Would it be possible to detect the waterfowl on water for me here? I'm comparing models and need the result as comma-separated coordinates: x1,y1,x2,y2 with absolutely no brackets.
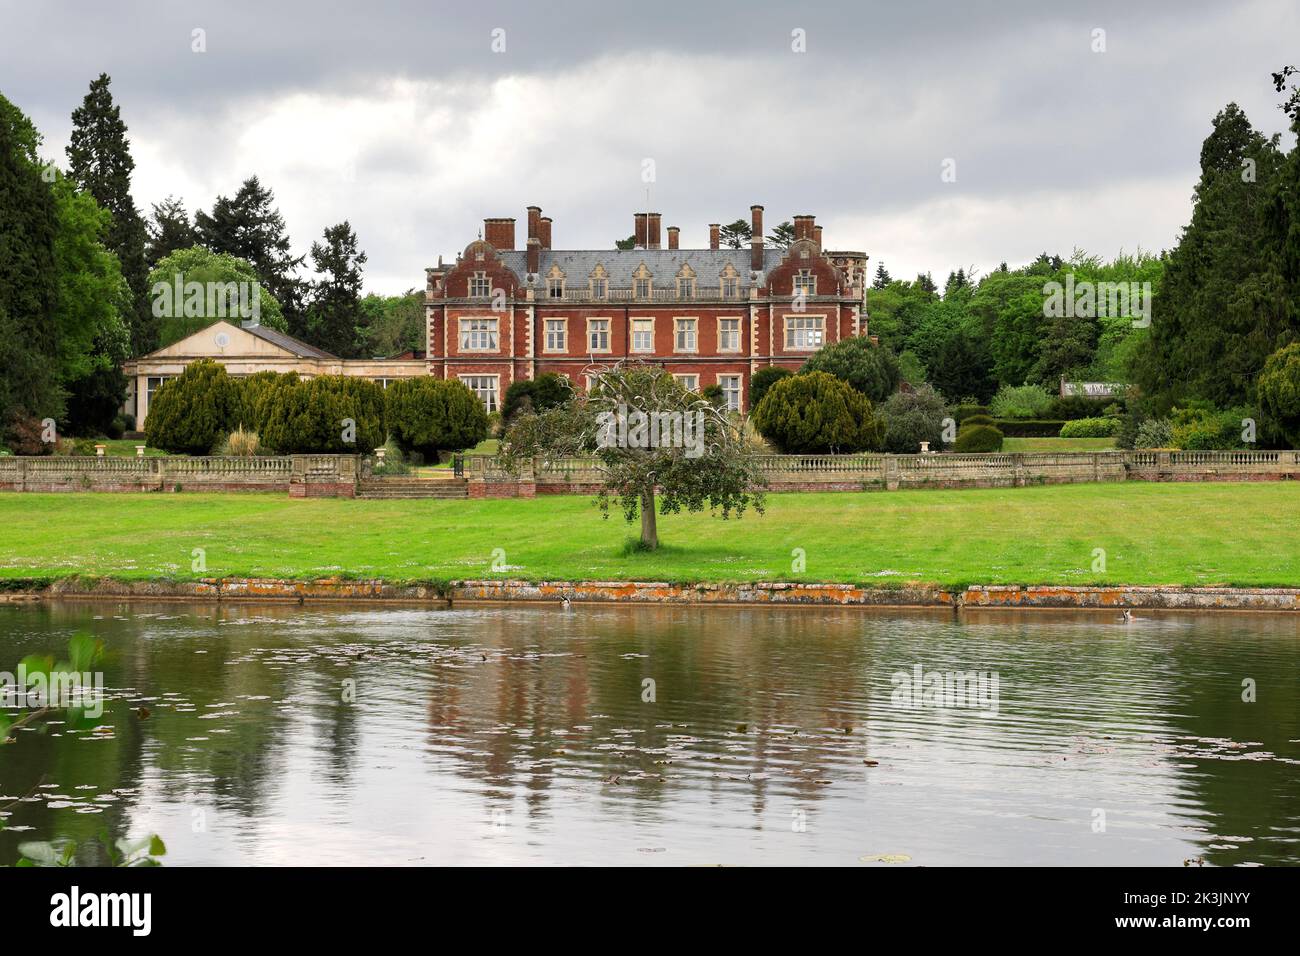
561,595,572,610
1119,609,1134,623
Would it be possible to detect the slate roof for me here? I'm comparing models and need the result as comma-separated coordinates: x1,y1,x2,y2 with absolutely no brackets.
494,248,788,287
242,323,339,360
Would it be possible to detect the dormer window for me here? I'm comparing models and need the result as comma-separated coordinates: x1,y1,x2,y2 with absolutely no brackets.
546,265,566,299
635,278,651,298
677,276,695,298
633,263,652,299
589,264,608,300
794,269,816,295
469,272,492,298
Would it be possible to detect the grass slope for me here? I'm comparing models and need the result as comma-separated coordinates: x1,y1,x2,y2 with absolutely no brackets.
0,483,1296,588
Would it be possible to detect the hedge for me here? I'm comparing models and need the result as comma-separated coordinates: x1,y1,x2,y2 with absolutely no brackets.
991,418,1065,437
1058,416,1120,438
952,404,991,423
260,376,386,454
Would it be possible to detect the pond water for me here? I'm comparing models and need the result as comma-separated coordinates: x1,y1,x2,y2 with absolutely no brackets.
1,601,1297,866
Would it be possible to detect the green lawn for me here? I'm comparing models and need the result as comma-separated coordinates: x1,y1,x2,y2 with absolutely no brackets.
1,483,1297,588
1002,437,1117,453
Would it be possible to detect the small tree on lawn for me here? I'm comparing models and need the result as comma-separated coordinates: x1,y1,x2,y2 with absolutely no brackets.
384,377,488,461
499,363,765,551
752,371,882,453
145,358,243,454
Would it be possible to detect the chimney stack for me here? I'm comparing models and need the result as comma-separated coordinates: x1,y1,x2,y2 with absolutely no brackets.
484,218,516,251
634,212,649,249
750,205,764,272
709,223,720,250
647,213,662,250
667,226,679,250
539,216,552,250
814,224,823,250
527,237,541,275
793,215,815,243
526,206,541,243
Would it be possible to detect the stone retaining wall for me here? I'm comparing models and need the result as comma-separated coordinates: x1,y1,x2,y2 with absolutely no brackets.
0,454,359,497
7,576,1300,612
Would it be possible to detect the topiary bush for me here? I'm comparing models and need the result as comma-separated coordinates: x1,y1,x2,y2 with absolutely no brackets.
952,404,991,423
799,337,901,403
752,371,881,453
749,366,793,410
1058,416,1120,438
1049,395,1121,420
145,359,244,455
239,370,299,434
501,372,572,425
961,413,995,427
990,383,1054,419
954,424,1004,453
875,384,950,453
991,418,1065,437
260,376,385,454
384,377,489,460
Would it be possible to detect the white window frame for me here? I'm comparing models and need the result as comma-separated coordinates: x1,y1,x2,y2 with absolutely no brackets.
469,272,492,298
784,315,825,350
547,277,565,298
721,275,740,299
587,317,611,353
677,277,695,298
674,317,698,354
459,374,500,413
718,374,743,411
794,269,816,296
634,276,652,299
544,318,568,353
590,277,607,299
458,317,499,352
717,317,742,353
631,317,655,353
673,374,699,393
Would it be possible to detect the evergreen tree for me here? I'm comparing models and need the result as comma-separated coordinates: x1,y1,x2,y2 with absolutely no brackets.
66,73,151,355
146,195,198,267
195,176,305,326
915,272,938,296
872,261,892,289
718,219,751,249
766,221,796,250
304,221,366,357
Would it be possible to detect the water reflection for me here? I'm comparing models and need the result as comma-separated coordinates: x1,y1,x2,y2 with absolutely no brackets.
0,602,1296,865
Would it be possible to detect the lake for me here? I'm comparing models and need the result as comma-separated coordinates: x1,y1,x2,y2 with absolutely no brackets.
1,601,1297,866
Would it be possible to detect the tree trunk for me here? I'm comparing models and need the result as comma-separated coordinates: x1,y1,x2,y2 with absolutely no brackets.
640,489,658,550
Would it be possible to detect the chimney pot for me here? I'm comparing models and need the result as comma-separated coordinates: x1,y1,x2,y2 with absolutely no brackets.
667,226,679,250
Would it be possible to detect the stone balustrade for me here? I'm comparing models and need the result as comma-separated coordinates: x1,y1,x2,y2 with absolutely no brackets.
0,455,359,497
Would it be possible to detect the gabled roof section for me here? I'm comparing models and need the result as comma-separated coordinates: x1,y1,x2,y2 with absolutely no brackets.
242,324,338,359
136,320,338,361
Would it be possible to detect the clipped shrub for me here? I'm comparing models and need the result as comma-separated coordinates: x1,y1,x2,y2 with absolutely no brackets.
501,372,572,425
752,371,881,453
1048,395,1122,420
961,413,995,427
991,418,1064,437
260,375,385,454
800,338,901,403
1059,416,1120,438
954,424,1004,453
145,359,244,455
385,377,489,460
990,383,1054,419
749,366,793,410
875,383,950,453
239,370,299,434
1134,418,1174,449
952,404,990,423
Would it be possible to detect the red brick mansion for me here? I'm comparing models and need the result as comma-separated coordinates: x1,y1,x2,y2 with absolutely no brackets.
424,205,869,412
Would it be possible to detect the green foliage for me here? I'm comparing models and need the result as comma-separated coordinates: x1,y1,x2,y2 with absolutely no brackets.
260,376,385,454
954,424,1004,453
1170,404,1253,450
238,370,299,434
145,195,197,268
897,349,926,386
799,337,901,403
992,419,1064,437
16,832,165,868
1134,418,1174,449
875,383,950,453
1048,395,1121,420
147,246,287,347
990,383,1055,419
952,404,991,422
1258,342,1300,445
962,414,995,426
302,220,366,357
502,372,573,425
357,290,423,357
752,371,881,454
1059,416,1120,438
384,377,488,460
749,366,793,410
144,359,244,455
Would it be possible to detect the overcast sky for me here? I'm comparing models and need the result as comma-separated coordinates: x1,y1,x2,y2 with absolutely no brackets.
2,0,1296,292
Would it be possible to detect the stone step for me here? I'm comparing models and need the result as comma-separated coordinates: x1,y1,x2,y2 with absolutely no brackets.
357,479,468,500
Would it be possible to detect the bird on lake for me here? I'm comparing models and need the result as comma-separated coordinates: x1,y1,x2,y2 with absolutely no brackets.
561,595,572,610
1119,609,1135,624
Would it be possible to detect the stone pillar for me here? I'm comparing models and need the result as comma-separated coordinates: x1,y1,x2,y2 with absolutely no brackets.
884,455,899,491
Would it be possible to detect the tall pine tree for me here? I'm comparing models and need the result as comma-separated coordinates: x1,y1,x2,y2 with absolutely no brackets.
146,195,198,267
304,221,367,357
66,73,152,356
